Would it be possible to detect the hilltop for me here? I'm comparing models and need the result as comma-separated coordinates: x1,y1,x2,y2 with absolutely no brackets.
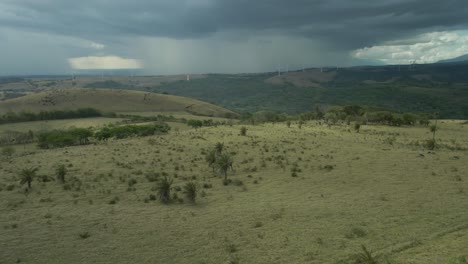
0,88,238,118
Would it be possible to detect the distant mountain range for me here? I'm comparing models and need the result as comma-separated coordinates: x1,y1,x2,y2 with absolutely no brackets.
437,54,468,64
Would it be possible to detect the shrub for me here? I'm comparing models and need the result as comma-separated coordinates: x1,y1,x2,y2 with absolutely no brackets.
1,147,15,159
19,167,38,189
425,139,436,150
217,153,233,180
157,177,173,204
183,182,198,203
79,232,91,239
145,172,160,182
354,123,361,133
353,245,379,264
56,164,67,183
240,126,247,136
187,119,203,129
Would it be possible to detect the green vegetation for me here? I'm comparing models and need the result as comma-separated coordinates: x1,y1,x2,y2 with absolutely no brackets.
95,122,170,140
0,108,103,124
183,182,198,203
353,245,380,264
19,167,38,189
37,128,93,149
157,176,173,204
187,119,203,129
240,126,247,136
154,67,468,118
56,164,67,183
1,146,15,159
217,153,234,181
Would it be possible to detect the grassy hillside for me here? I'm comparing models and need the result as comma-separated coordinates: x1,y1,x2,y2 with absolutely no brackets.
1,121,467,263
154,65,468,118
0,88,238,118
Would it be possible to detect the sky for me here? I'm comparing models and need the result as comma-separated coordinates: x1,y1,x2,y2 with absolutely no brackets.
1,0,468,75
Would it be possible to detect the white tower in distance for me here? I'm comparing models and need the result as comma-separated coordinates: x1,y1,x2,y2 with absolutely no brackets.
187,74,190,81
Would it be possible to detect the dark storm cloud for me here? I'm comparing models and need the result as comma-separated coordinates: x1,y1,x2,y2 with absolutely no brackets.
1,0,468,50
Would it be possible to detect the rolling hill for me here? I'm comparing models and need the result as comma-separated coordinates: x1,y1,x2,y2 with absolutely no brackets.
0,88,238,118
1,62,468,118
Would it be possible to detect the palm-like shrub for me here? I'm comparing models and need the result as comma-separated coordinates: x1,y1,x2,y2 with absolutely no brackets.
19,167,39,189
217,153,233,180
215,142,224,155
157,176,173,204
205,149,217,171
354,245,379,264
183,182,198,203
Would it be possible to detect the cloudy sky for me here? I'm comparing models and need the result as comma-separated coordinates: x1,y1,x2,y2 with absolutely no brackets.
1,0,468,75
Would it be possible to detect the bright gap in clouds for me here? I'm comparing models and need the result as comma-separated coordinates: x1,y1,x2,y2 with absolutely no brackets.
68,56,143,70
352,30,468,64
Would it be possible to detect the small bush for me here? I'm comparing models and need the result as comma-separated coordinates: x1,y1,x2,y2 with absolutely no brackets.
354,123,361,133
202,183,212,189
352,245,379,264
346,227,367,239
145,172,160,182
56,164,67,183
183,182,198,203
240,126,247,136
108,196,119,205
425,139,436,150
157,177,173,204
1,147,15,159
233,179,244,186
79,232,91,239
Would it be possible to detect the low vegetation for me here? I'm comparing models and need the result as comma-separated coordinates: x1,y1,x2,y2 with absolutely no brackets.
0,103,466,264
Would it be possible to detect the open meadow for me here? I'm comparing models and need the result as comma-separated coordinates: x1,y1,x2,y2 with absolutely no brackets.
1,120,467,264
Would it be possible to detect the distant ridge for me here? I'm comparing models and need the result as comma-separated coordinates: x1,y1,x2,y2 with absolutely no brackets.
0,88,238,118
437,54,468,64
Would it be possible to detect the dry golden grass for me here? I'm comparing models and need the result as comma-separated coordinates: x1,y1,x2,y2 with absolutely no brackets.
0,88,237,118
0,120,467,264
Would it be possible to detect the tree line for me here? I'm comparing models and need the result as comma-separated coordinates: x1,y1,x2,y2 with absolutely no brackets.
38,122,170,149
241,105,434,127
0,108,106,124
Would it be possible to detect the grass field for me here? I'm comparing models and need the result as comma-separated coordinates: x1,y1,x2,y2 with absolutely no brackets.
0,121,467,263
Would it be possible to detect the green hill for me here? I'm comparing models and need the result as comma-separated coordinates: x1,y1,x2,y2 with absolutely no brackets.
0,88,238,118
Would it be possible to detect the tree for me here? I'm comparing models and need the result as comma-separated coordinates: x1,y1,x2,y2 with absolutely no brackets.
19,167,38,189
56,164,67,183
216,153,233,181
